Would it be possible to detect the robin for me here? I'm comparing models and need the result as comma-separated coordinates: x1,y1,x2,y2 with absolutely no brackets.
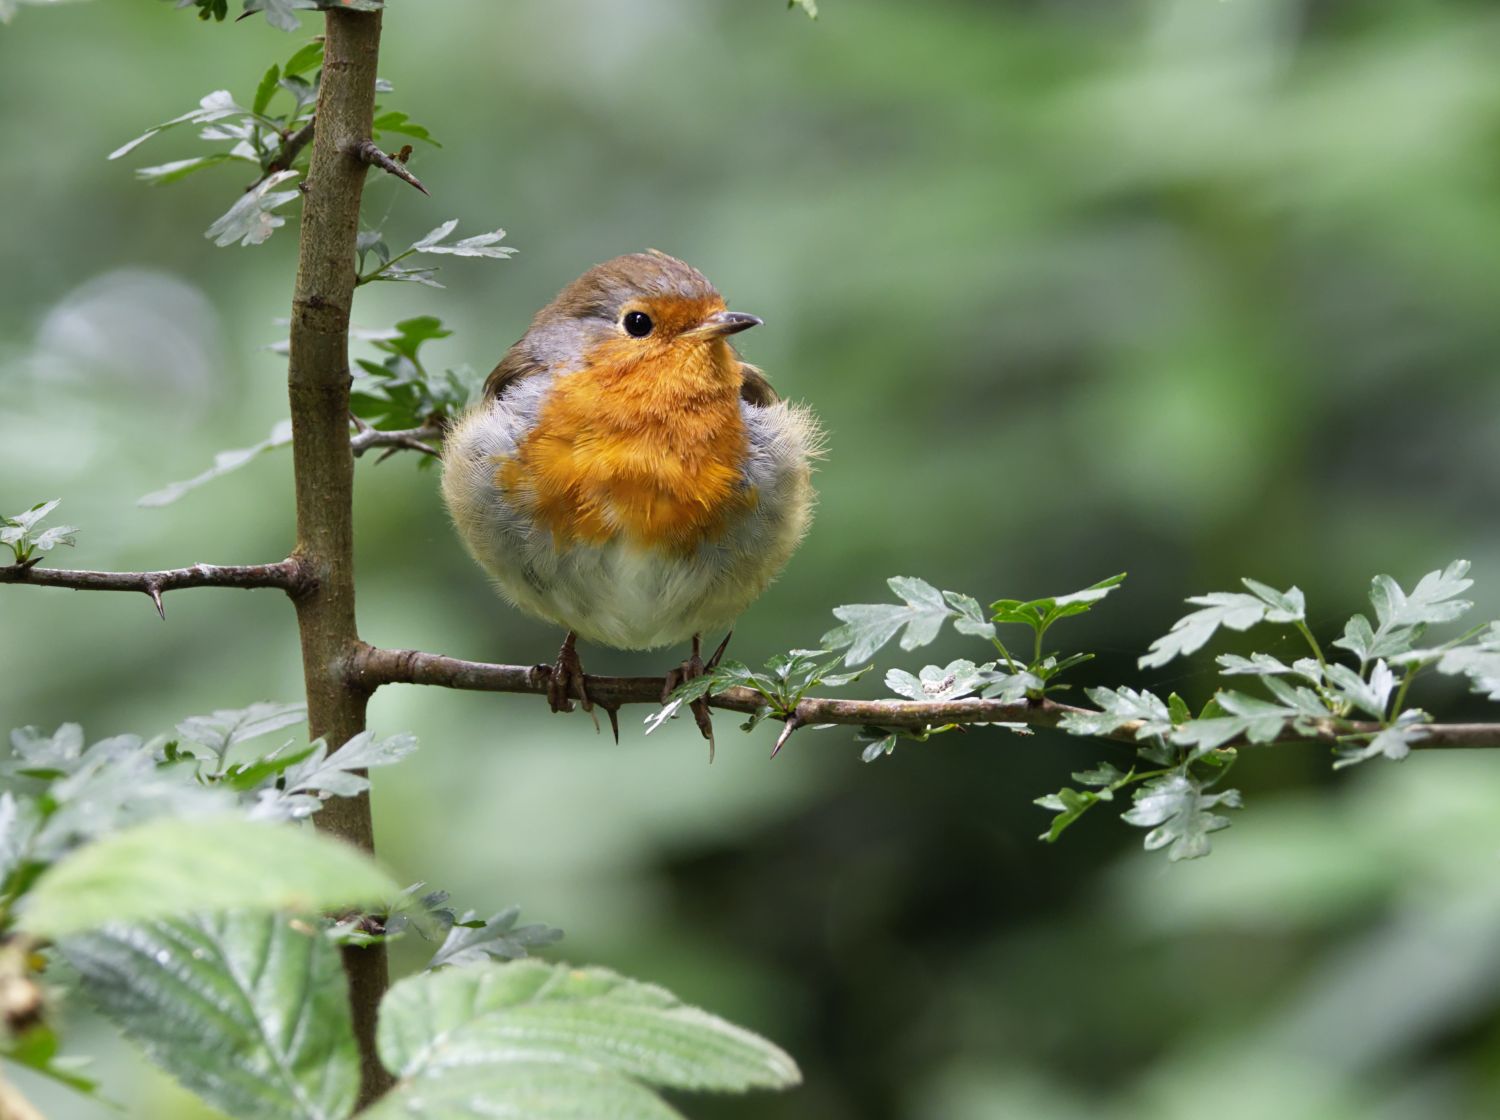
441,250,821,748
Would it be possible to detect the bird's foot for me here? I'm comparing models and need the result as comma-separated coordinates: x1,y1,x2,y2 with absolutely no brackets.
546,632,596,729
661,631,732,761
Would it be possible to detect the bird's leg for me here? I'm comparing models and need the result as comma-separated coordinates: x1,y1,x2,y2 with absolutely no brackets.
661,631,731,761
547,631,594,718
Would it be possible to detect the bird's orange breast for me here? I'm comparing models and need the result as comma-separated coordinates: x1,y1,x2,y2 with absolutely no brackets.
495,335,753,554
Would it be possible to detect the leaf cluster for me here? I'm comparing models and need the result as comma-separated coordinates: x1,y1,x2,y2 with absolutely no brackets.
111,33,436,248
1,500,76,567
350,315,482,435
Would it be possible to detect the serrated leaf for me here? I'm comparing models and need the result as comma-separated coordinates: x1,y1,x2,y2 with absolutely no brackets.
1057,686,1173,740
1216,652,1323,683
1333,711,1430,769
109,89,244,160
277,730,418,801
823,576,953,665
410,222,516,259
139,419,293,506
241,0,319,32
1120,773,1242,861
1140,589,1295,669
426,907,564,970
206,168,301,247
1371,560,1473,630
135,152,242,185
1324,661,1395,720
883,660,989,702
62,912,357,1120
376,960,800,1096
176,701,306,765
21,815,400,937
1038,785,1110,845
943,591,995,641
363,1063,686,1120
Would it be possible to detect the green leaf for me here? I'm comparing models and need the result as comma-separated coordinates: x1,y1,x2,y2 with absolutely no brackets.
1120,773,1242,861
943,590,995,641
253,63,281,115
1140,579,1305,669
1215,652,1323,683
283,39,324,76
63,912,357,1120
138,419,293,506
1324,661,1395,720
364,1063,686,1120
175,701,306,766
884,659,990,702
108,89,245,160
1333,710,1430,769
1170,690,1316,754
1,1026,100,1096
252,731,419,818
21,815,401,937
371,109,442,147
426,907,564,970
1057,685,1173,740
1034,784,1116,843
409,220,516,259
1372,560,1473,630
788,0,818,17
823,576,953,665
375,961,800,1096
990,573,1126,636
205,168,301,247
134,152,243,185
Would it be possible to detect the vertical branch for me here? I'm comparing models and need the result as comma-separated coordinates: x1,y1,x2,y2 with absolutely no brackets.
286,7,389,1105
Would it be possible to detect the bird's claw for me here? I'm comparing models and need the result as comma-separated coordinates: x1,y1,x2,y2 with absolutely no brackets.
662,632,731,762
547,632,595,725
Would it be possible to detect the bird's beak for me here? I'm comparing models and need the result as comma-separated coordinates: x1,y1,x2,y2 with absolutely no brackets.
686,310,763,339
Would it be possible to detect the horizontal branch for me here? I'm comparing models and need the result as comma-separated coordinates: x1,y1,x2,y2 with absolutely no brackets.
349,420,443,461
0,558,304,617
345,644,1500,750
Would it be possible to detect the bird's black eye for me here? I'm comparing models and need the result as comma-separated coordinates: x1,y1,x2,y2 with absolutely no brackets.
623,310,654,338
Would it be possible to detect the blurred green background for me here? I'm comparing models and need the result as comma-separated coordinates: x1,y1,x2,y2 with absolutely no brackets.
5,0,1500,1116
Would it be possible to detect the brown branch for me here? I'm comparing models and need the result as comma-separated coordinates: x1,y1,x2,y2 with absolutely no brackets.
0,560,303,617
346,644,1500,751
349,419,443,461
288,7,390,1106
248,118,317,192
354,138,429,196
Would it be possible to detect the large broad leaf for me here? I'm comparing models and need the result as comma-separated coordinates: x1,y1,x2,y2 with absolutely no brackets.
367,960,800,1118
63,912,358,1120
20,815,400,937
361,1063,686,1120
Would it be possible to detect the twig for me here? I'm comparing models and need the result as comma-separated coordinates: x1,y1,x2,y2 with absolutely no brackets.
349,420,443,460
0,559,304,617
353,138,429,196
249,118,317,191
346,644,1500,750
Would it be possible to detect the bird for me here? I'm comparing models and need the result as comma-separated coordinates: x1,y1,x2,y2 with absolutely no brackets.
440,250,821,750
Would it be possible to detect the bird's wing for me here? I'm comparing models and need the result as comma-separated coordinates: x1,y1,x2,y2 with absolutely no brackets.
483,343,546,400
739,362,780,407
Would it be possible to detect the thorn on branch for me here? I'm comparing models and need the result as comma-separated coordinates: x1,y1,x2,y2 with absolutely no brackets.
354,139,429,196
147,583,165,619
771,712,803,759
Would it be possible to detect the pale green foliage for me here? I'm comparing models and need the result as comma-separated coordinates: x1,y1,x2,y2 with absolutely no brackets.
64,913,359,1120
1,499,76,565
368,960,800,1120
138,420,293,506
21,815,401,937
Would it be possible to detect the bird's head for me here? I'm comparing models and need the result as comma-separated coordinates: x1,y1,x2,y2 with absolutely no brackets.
522,251,761,384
